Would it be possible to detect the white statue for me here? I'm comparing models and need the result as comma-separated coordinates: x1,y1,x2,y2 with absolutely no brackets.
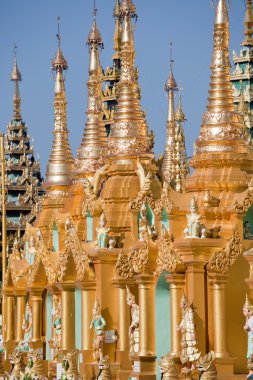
126,286,139,356
243,295,253,379
139,203,149,241
184,196,204,238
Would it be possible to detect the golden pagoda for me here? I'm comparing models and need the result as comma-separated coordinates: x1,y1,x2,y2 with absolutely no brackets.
3,1,253,379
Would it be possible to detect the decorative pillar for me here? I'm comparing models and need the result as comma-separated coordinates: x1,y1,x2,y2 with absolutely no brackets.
30,287,43,343
5,289,15,342
14,289,26,344
165,273,185,358
112,278,133,369
76,280,96,361
57,283,76,351
208,272,229,358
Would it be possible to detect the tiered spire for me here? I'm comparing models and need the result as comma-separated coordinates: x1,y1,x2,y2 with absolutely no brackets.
242,0,253,46
45,18,73,191
11,46,22,121
75,7,107,176
108,0,153,157
162,45,178,186
190,0,250,165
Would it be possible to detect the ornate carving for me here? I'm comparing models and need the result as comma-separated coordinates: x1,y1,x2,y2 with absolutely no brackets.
235,189,253,214
115,250,134,279
97,355,112,380
154,182,175,216
197,352,217,380
208,226,242,274
155,225,183,276
159,355,178,380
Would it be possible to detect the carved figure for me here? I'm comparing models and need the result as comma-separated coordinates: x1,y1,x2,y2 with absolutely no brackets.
243,295,253,379
159,354,178,380
9,350,25,378
97,355,112,380
244,221,253,240
62,350,79,379
52,296,62,360
96,213,110,248
184,197,204,238
177,293,201,370
138,203,149,241
90,298,106,361
19,302,32,351
83,177,96,200
126,286,139,356
23,350,46,379
197,351,217,380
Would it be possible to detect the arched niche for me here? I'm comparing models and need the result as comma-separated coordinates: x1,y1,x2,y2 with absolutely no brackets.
243,205,253,240
86,209,93,241
52,223,59,252
155,272,170,378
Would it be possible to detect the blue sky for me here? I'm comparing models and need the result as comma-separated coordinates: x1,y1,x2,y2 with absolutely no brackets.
0,0,246,176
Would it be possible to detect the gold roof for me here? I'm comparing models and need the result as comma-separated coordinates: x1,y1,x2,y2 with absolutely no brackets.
87,9,103,47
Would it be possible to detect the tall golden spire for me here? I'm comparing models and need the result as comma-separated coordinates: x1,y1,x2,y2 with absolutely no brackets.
11,45,22,121
108,0,153,158
45,18,73,191
162,44,178,185
190,0,249,164
242,0,253,46
75,7,107,176
113,0,122,60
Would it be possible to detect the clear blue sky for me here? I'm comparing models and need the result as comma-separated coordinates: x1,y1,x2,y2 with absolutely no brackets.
0,0,246,176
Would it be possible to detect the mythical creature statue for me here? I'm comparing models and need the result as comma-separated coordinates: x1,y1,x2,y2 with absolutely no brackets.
96,213,110,248
197,351,217,380
177,293,201,373
97,355,112,380
23,350,46,380
9,350,26,379
159,354,178,380
184,196,205,238
61,350,79,380
90,298,106,361
243,295,253,379
19,302,32,351
126,286,140,356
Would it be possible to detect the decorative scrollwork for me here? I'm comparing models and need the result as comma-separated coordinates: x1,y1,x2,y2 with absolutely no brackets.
208,226,242,274
235,189,253,214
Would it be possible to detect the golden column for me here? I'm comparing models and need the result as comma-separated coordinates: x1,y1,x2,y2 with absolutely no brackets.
165,273,185,358
30,287,43,343
76,280,96,360
57,283,75,351
14,289,26,344
4,288,15,342
208,272,229,358
136,275,155,357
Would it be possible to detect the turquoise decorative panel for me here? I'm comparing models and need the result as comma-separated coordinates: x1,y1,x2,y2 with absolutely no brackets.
52,223,59,252
46,293,52,360
155,273,170,379
87,210,93,241
161,209,170,232
75,288,82,350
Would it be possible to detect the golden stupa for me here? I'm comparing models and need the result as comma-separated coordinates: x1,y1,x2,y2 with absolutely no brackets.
3,1,253,379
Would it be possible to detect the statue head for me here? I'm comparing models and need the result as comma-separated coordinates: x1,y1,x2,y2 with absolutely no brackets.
189,196,198,214
243,294,253,317
126,286,135,306
99,212,107,228
180,293,189,310
92,298,101,317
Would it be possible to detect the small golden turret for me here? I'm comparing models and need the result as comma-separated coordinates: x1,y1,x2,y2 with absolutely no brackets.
11,46,22,121
113,0,122,60
108,0,153,158
76,8,107,176
162,44,178,185
191,0,250,165
45,18,73,191
242,0,253,46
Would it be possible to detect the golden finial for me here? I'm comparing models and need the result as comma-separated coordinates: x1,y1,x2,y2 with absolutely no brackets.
175,82,186,123
113,0,122,59
242,0,253,46
45,18,73,191
75,6,107,175
120,0,137,19
11,44,22,121
165,43,177,92
114,0,121,18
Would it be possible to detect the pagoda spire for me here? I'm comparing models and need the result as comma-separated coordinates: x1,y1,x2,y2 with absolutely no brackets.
45,17,73,191
76,7,107,176
108,0,153,157
113,0,122,60
11,45,22,121
162,44,178,186
242,0,253,46
186,0,252,192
